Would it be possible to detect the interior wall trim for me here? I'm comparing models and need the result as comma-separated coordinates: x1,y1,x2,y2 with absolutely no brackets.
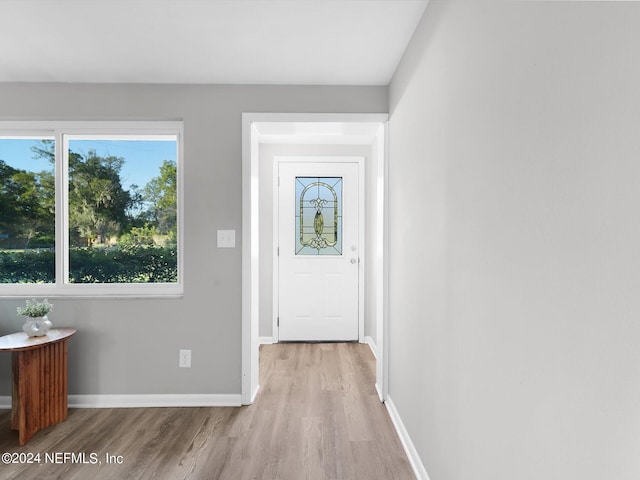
68,394,242,408
365,335,378,359
385,395,431,480
0,394,243,409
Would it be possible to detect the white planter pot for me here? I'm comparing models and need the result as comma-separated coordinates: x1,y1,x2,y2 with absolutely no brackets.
22,316,52,337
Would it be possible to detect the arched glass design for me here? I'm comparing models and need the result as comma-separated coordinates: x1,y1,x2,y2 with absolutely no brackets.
295,177,342,255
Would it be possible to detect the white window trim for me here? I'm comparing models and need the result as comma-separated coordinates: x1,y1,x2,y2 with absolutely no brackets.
0,121,184,298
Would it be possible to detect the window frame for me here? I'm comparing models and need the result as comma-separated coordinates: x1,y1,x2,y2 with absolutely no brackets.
0,121,184,298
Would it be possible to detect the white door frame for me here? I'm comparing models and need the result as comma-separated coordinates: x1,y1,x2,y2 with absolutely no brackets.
273,156,365,343
241,113,388,405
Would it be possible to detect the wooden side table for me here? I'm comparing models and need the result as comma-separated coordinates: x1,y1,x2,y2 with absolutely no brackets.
0,328,76,445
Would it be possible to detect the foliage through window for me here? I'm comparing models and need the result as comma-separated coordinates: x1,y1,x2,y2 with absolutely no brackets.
0,138,55,282
0,123,182,295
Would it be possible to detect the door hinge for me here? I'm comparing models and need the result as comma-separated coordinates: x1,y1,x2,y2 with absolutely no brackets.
277,246,279,256
277,317,280,327
278,176,280,187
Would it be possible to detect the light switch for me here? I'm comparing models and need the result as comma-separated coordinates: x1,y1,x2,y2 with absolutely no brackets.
217,229,236,248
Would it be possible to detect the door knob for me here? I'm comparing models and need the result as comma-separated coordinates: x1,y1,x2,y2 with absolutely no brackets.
350,258,358,264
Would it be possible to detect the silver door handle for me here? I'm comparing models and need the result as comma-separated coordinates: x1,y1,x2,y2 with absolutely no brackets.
350,258,358,264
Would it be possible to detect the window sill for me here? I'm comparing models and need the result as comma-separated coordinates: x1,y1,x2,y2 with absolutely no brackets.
0,284,184,299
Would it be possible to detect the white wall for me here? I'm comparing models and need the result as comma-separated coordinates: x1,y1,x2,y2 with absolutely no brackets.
258,143,378,344
388,1,640,479
0,83,387,398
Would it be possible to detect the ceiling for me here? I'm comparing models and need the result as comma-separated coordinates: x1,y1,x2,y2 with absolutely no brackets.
0,0,428,86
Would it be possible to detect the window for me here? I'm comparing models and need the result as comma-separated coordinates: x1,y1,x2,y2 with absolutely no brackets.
295,176,342,255
0,137,56,283
0,122,183,297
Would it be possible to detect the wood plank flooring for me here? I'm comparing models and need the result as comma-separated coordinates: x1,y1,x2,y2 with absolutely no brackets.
0,343,414,479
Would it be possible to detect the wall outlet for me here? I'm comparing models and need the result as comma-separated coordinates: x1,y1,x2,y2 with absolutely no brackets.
179,349,191,368
217,229,236,248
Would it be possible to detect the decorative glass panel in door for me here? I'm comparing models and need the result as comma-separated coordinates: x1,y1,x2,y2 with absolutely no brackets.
295,176,342,255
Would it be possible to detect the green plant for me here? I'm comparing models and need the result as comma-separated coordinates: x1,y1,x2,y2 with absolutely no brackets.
17,298,53,317
0,245,177,284
69,245,177,283
0,250,55,283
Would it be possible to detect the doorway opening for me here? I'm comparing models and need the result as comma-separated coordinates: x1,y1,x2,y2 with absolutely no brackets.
242,113,388,405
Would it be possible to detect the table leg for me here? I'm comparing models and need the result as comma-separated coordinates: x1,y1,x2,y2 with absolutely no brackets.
11,340,69,446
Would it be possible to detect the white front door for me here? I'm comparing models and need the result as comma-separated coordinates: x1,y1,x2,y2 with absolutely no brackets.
277,160,360,341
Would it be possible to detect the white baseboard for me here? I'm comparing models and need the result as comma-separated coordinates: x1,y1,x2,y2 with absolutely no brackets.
385,395,431,480
0,394,242,409
375,382,384,402
258,336,274,345
68,394,242,408
250,384,260,404
364,335,377,358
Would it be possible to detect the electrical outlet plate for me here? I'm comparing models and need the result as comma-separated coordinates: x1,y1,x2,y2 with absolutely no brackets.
217,229,236,248
179,349,191,368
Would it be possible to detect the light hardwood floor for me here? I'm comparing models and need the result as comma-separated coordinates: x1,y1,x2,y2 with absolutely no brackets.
0,343,414,479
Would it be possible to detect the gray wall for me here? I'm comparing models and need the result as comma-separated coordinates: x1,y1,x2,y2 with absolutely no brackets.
0,83,387,396
258,143,378,343
388,1,640,479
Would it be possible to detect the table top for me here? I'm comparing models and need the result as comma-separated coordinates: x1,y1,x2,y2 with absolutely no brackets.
0,328,76,352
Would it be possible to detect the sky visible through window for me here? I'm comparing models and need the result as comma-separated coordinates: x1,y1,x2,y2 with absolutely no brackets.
0,138,176,190
0,138,52,171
